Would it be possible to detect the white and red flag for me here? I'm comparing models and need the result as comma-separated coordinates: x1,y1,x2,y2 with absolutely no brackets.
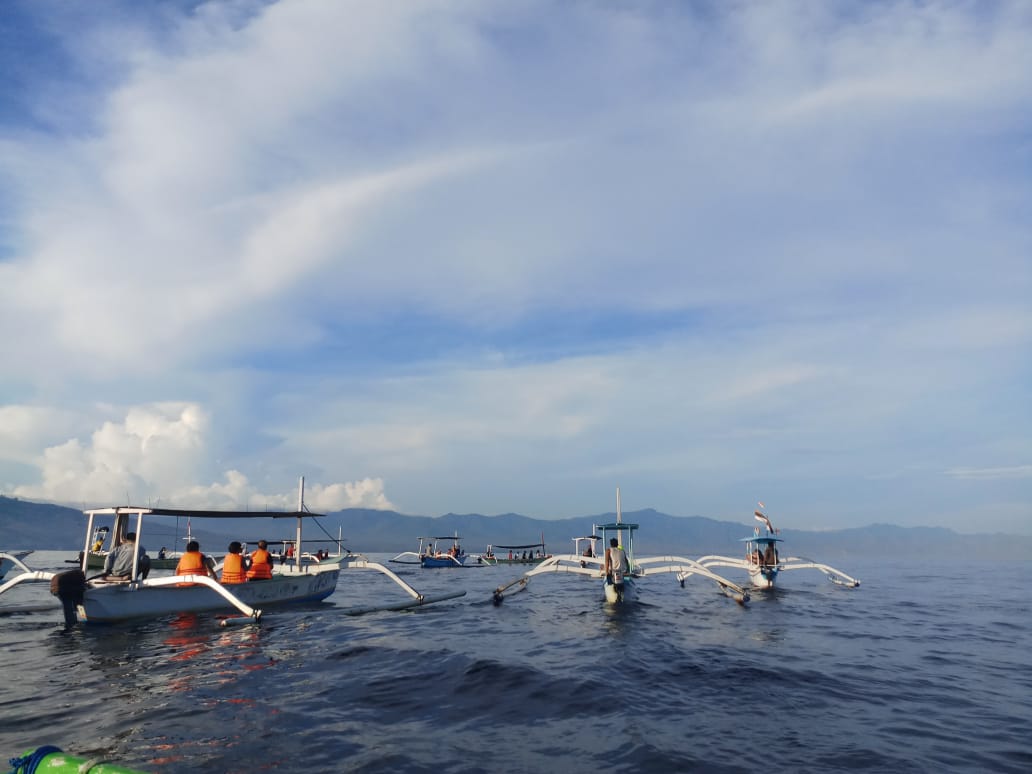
754,510,774,533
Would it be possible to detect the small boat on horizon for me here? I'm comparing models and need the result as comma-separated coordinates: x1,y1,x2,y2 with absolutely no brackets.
480,539,551,565
391,534,482,568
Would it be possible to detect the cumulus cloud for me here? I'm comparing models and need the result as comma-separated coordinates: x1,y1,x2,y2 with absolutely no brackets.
9,403,394,511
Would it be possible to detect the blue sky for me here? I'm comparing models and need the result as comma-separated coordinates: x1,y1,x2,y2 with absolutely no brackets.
1,0,1029,535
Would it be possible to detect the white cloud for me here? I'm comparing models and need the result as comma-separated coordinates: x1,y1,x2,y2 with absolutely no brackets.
8,403,394,511
0,1,1029,534
946,466,1032,481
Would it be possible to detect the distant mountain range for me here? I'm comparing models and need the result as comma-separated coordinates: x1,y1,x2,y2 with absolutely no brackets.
1,495,1029,560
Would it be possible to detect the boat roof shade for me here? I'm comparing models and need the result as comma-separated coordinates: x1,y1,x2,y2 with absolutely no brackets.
84,507,325,519
492,544,543,550
740,536,782,542
594,522,639,531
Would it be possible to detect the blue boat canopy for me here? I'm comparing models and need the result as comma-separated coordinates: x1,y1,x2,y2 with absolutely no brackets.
741,536,782,543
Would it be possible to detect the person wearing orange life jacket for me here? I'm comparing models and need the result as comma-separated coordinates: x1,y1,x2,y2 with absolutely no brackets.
246,540,273,580
220,541,248,584
176,540,216,585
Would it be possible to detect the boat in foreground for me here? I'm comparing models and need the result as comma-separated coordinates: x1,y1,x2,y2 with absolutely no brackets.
491,489,750,607
677,506,860,590
0,478,465,625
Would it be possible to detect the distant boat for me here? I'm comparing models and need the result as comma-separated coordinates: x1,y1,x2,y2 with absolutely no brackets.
391,534,478,568
677,506,861,590
480,539,551,565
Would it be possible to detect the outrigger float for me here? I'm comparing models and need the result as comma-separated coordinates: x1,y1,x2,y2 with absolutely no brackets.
491,489,751,606
676,506,860,590
0,478,465,626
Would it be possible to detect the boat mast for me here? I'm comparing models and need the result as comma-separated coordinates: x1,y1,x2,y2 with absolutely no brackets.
295,476,305,570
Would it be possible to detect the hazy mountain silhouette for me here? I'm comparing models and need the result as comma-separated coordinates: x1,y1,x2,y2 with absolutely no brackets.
2,495,1029,560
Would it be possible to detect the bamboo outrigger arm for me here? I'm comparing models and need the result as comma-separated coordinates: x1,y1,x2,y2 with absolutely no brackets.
491,554,609,604
637,555,751,603
0,552,36,577
778,556,861,587
140,575,263,620
0,569,56,596
341,556,429,600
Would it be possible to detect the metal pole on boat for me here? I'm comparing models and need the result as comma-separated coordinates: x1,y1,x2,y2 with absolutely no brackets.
616,487,622,524
295,476,305,573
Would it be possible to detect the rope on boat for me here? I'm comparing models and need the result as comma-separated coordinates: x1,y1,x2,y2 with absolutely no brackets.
9,745,62,774
7,747,145,774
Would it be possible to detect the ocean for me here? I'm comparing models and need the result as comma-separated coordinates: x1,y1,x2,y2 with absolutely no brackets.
1,551,1030,773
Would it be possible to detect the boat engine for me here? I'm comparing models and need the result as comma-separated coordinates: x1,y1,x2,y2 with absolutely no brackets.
49,569,87,629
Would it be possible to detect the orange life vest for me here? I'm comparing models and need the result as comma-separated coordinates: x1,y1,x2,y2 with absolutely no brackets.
247,549,273,580
176,550,209,585
220,552,246,584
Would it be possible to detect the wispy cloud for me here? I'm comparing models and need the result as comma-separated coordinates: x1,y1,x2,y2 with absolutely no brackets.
946,466,1032,481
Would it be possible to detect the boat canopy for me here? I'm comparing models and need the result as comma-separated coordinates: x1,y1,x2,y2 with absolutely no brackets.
595,522,639,532
740,536,782,543
83,507,325,519
491,543,545,550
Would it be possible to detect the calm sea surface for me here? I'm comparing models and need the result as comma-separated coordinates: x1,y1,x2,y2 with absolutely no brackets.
1,551,1030,773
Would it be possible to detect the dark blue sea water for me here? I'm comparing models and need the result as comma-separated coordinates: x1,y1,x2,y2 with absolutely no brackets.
2,552,1030,773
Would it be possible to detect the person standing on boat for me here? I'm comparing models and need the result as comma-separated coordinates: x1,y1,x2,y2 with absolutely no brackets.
246,540,274,580
176,540,216,580
604,538,629,589
103,532,151,580
220,541,248,585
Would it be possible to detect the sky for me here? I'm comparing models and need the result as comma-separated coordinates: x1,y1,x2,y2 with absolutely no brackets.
0,0,1029,535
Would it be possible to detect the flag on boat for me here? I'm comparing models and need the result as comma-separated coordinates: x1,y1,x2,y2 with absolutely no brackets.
754,510,773,533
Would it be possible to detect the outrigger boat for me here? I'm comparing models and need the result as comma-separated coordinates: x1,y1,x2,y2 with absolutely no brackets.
491,489,751,606
677,506,860,590
0,478,465,625
390,534,474,568
480,539,551,565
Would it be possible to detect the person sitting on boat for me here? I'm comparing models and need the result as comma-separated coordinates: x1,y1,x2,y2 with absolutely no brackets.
103,532,151,580
246,540,274,581
158,547,167,560
176,540,216,583
763,543,777,567
604,538,629,590
220,541,248,585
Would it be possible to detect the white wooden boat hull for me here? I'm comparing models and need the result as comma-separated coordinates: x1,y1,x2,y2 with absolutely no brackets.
80,566,340,623
748,565,778,589
603,576,636,604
